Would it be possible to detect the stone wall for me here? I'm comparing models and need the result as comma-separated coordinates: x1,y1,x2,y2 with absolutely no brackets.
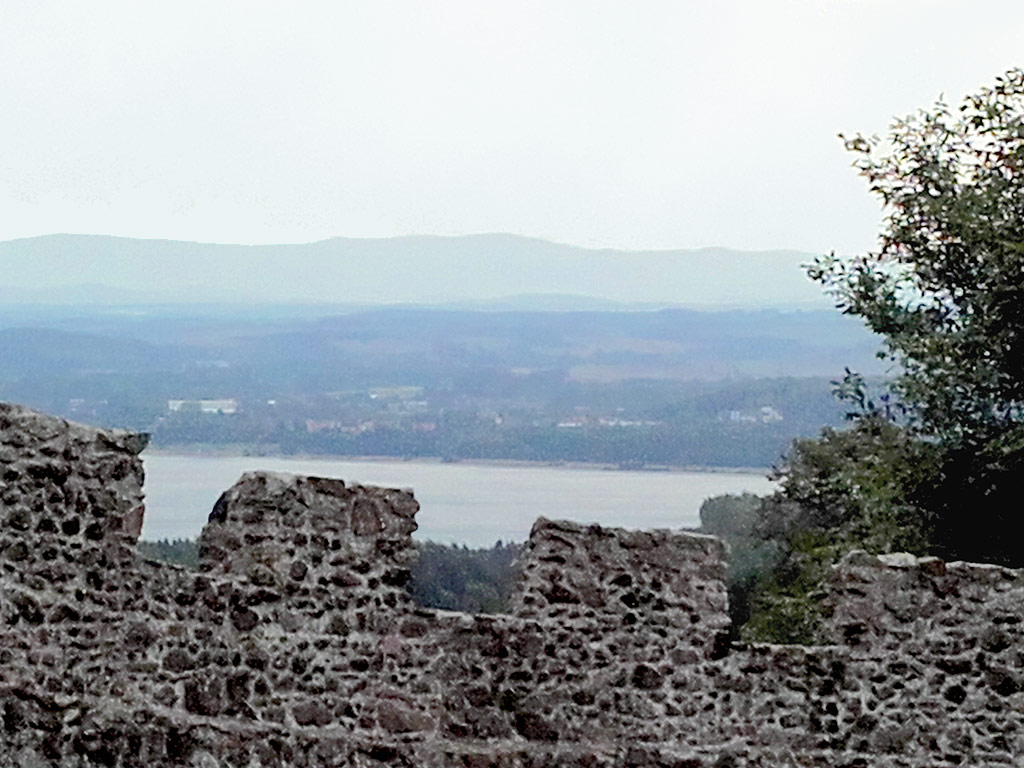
1,402,1023,767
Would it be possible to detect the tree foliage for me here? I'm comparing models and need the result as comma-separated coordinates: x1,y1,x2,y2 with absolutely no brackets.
804,69,1024,566
810,68,1024,442
699,493,781,637
742,416,941,642
408,540,524,614
138,538,200,568
717,70,1024,643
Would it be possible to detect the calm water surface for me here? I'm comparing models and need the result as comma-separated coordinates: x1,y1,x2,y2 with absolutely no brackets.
141,454,775,546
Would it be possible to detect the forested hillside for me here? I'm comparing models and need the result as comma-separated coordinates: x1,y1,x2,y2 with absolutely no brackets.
0,304,878,468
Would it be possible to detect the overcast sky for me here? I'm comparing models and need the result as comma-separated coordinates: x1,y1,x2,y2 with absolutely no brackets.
2,1,1022,255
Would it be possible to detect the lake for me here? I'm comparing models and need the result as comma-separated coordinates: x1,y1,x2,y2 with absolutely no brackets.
141,454,775,547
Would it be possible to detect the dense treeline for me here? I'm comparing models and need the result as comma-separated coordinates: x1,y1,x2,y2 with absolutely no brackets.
408,541,524,614
138,376,849,469
274,422,800,469
138,538,200,568
0,302,868,470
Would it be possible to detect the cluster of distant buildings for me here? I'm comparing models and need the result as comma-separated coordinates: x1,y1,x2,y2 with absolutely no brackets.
556,417,663,429
162,396,785,431
725,406,783,424
303,419,437,434
556,406,784,429
167,398,238,415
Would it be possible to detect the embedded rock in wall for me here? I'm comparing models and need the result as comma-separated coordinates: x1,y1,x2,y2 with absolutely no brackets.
1,402,1024,767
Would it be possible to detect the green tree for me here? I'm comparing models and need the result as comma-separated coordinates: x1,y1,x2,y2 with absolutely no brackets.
138,538,200,568
408,541,524,614
699,493,781,636
810,68,1024,442
743,415,941,642
806,68,1024,565
737,70,1024,642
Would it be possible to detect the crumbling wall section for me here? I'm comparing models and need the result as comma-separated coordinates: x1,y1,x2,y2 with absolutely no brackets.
2,403,1024,767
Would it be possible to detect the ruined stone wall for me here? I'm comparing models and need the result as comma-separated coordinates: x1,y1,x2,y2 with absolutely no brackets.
2,403,1023,767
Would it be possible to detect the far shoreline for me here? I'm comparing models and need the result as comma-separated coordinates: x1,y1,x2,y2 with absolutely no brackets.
142,446,772,478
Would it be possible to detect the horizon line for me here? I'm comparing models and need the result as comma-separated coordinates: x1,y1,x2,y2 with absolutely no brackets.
0,230,822,257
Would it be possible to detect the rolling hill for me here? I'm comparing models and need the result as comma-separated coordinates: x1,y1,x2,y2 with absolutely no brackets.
0,233,830,308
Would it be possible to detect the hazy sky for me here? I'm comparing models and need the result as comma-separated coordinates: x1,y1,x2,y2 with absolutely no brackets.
2,1,1022,254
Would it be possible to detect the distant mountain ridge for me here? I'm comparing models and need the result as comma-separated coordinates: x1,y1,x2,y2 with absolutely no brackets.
0,233,830,309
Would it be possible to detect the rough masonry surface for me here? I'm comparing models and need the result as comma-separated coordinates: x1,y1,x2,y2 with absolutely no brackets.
1,402,1023,767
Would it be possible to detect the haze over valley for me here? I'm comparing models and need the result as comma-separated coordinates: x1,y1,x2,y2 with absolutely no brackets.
0,234,882,472
0,233,828,308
